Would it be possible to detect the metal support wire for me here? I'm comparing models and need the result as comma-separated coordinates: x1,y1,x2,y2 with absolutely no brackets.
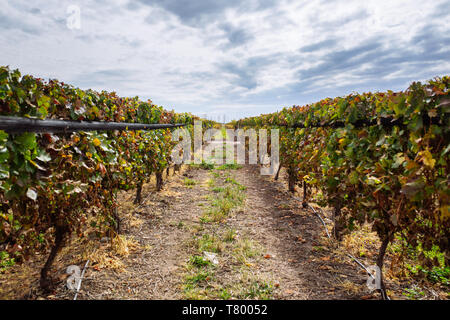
0,116,186,133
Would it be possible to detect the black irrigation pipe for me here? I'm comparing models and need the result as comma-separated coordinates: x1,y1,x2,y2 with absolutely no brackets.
292,195,390,300
0,115,187,134
276,114,446,129
306,203,331,240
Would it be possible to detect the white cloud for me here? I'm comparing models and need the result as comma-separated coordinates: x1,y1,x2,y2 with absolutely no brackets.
0,0,449,120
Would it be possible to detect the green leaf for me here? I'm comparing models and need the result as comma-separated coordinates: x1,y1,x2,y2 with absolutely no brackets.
14,133,37,151
367,176,381,185
393,97,406,116
392,153,406,169
348,171,359,184
408,116,423,132
36,150,51,162
0,130,8,142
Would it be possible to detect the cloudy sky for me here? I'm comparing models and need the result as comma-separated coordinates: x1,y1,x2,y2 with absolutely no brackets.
1,0,449,121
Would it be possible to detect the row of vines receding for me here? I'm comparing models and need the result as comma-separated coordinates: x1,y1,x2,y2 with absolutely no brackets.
233,76,449,298
0,66,204,291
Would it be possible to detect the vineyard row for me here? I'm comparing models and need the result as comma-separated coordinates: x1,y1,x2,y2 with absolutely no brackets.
233,76,449,296
0,66,214,290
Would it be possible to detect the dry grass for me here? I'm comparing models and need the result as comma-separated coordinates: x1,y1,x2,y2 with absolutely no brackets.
119,199,145,228
341,224,380,259
0,261,39,299
77,235,140,272
112,235,140,257
338,279,363,295
233,237,261,265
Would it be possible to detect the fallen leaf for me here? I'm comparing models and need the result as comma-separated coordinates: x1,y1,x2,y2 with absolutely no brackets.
319,265,333,271
284,289,295,295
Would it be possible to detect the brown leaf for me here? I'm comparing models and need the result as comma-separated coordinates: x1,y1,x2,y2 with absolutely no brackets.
7,243,22,254
319,265,333,271
2,221,11,236
98,163,107,175
297,236,306,243
284,289,295,295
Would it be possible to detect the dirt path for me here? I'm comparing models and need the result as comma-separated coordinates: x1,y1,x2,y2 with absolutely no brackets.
69,167,213,299
230,165,367,299
58,164,370,300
